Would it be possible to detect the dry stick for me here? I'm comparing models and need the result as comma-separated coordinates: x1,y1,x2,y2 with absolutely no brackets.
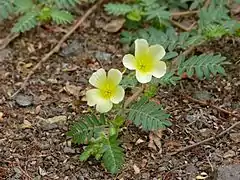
124,87,145,109
171,46,196,69
170,0,211,33
170,19,197,32
170,19,190,31
170,7,199,32
17,165,33,180
0,32,20,50
184,95,240,119
10,0,104,98
169,120,240,156
204,0,211,8
171,10,199,17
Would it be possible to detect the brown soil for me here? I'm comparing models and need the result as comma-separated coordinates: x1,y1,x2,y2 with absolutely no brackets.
0,5,240,180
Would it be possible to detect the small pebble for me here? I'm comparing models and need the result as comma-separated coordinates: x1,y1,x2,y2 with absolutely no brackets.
63,146,75,154
95,51,112,61
15,94,33,107
59,40,84,57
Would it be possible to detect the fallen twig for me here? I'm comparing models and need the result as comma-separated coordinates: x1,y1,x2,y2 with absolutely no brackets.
0,32,20,50
10,0,104,98
17,165,33,180
170,19,196,32
171,10,199,17
170,19,190,31
171,46,196,69
204,0,211,8
184,95,240,119
124,86,145,109
163,164,188,180
169,120,240,155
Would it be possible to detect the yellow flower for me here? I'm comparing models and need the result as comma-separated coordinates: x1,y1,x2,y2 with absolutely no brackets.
86,68,125,113
123,39,167,83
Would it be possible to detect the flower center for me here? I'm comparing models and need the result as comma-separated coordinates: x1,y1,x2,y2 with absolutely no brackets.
101,89,113,99
137,63,148,72
136,54,153,73
100,81,116,99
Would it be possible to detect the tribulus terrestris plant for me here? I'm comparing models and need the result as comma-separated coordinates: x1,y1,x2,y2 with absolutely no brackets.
67,37,230,173
66,0,237,174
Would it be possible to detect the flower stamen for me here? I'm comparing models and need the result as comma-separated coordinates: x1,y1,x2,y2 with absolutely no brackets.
101,88,113,99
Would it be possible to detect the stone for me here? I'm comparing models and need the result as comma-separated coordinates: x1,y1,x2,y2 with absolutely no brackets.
63,146,75,154
223,150,236,158
59,40,84,57
95,51,112,61
217,164,240,180
15,94,33,107
230,133,240,143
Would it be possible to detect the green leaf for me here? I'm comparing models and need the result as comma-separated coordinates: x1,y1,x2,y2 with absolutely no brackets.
109,126,118,136
202,66,210,79
120,72,138,89
13,0,34,13
145,6,170,22
158,72,181,86
184,35,204,47
120,31,135,44
203,24,229,39
79,134,124,174
50,9,73,24
164,51,178,60
11,11,38,32
178,32,190,45
178,54,229,79
216,65,226,75
128,97,172,131
80,140,104,161
67,114,108,144
0,0,14,20
38,7,52,22
55,0,79,9
198,3,230,30
102,135,124,174
140,0,158,7
121,26,202,50
112,116,125,128
189,0,203,10
127,10,142,21
144,84,158,98
79,144,94,161
104,3,134,16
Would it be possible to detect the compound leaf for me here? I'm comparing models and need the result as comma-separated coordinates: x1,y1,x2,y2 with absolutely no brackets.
67,114,108,144
128,97,171,131
50,9,73,24
11,11,38,32
102,135,124,174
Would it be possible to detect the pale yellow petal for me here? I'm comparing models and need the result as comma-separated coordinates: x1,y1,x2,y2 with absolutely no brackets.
86,89,102,106
96,100,113,113
149,44,166,61
136,71,152,83
107,69,122,85
89,68,106,88
110,86,125,104
152,61,167,78
123,54,137,70
135,39,149,58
